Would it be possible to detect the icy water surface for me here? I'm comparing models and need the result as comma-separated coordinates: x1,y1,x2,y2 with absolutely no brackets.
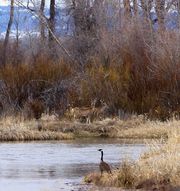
0,139,148,191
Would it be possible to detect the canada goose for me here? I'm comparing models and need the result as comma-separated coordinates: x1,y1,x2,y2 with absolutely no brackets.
98,149,112,175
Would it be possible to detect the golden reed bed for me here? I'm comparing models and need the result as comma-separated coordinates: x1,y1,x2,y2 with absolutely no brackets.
0,115,179,141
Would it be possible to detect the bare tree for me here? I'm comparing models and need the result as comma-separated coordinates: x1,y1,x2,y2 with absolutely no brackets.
49,0,56,42
2,0,15,66
133,0,138,16
71,0,100,67
140,0,153,20
155,0,166,30
40,0,45,40
93,0,106,32
123,0,131,19
14,0,72,60
175,0,180,28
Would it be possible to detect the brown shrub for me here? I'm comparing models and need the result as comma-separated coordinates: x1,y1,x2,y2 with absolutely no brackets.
0,57,73,116
24,99,45,120
0,20,180,120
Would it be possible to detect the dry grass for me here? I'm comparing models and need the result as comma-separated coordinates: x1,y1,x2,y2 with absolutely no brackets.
0,116,73,141
85,131,180,190
39,116,174,139
68,117,179,139
0,116,179,141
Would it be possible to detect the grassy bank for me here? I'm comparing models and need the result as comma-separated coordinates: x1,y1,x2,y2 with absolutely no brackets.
0,117,74,141
85,131,180,190
0,115,179,141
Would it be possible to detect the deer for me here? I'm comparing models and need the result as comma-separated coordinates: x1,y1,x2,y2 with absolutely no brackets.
66,99,111,123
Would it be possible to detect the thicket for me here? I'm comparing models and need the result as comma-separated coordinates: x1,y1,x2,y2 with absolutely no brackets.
83,24,180,120
0,12,180,121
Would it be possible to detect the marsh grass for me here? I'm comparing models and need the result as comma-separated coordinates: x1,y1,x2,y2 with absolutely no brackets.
0,115,179,141
0,116,73,141
0,127,73,141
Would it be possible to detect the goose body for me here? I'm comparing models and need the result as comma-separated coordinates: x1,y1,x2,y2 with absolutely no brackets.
98,149,112,175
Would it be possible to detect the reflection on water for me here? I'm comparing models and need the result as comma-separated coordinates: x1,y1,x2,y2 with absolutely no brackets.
0,138,148,191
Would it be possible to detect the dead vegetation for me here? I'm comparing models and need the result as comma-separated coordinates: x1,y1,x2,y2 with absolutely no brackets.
0,23,180,121
0,116,73,141
0,115,179,141
0,1,180,122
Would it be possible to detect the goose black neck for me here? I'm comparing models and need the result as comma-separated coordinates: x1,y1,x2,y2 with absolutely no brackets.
101,151,103,161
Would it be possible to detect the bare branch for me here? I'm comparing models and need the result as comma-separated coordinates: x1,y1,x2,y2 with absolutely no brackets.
14,0,73,61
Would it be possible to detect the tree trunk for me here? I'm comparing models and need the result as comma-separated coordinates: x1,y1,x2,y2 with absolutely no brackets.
40,0,45,40
91,0,104,34
49,0,55,42
2,0,15,66
140,0,153,20
177,0,180,28
123,0,131,19
71,0,100,69
133,0,138,16
155,0,166,31
72,0,87,36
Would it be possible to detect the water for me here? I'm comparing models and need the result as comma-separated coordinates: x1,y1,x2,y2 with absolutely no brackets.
0,139,148,191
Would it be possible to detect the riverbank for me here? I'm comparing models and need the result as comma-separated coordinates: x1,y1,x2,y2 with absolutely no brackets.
0,116,73,141
0,116,179,190
85,131,180,191
0,115,179,141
